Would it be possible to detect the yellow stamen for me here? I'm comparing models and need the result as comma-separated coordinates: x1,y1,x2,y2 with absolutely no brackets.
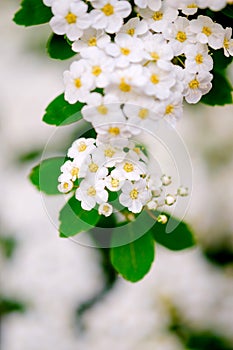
87,186,96,196
152,11,163,21
119,78,131,92
104,149,115,157
89,163,99,172
150,74,159,84
92,65,102,76
88,37,97,46
101,3,114,16
189,79,199,89
111,178,119,188
63,182,69,189
121,47,131,55
224,38,229,49
65,12,77,24
123,162,134,172
103,205,110,212
127,28,135,36
75,78,82,88
150,52,159,61
187,3,197,8
195,53,203,64
71,167,79,177
165,104,174,115
97,105,108,115
78,142,87,152
176,31,187,42
108,127,120,136
202,26,212,36
138,108,148,119
130,188,139,199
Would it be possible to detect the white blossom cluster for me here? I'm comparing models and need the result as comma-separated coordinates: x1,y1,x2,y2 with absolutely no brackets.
43,0,233,127
58,137,188,215
44,0,232,214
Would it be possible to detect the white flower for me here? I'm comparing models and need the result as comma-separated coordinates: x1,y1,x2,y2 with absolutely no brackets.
184,43,213,74
143,33,174,70
72,28,110,54
119,17,148,37
114,153,147,181
183,71,212,104
123,97,159,135
43,0,54,6
75,179,108,210
163,17,194,56
82,93,125,127
180,0,199,15
90,0,131,34
139,4,178,33
96,122,132,146
50,0,91,41
155,93,183,126
105,33,144,68
81,47,114,88
98,202,113,216
119,179,152,213
189,15,225,50
82,154,105,180
63,60,93,104
203,0,228,11
58,159,86,182
91,143,126,167
58,180,74,193
67,137,96,160
144,63,176,99
223,27,233,57
105,169,125,191
105,64,148,102
135,0,161,10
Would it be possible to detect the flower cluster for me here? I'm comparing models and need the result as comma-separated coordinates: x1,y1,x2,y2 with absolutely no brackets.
58,137,188,215
44,0,233,129
46,0,232,214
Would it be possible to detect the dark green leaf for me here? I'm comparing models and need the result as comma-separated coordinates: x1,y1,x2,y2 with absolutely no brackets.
0,298,25,316
221,5,233,19
0,236,17,259
29,157,65,195
13,0,52,27
111,231,155,282
148,212,195,251
47,34,76,60
43,94,84,126
212,49,233,72
201,71,233,106
59,196,100,237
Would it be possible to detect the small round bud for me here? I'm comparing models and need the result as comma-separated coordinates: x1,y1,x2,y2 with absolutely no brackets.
161,174,172,186
127,213,136,222
165,194,176,206
157,214,168,224
177,186,188,197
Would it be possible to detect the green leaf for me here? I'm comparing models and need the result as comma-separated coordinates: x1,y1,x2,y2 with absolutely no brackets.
29,157,65,195
212,49,233,72
0,297,25,316
0,236,17,259
43,94,84,126
221,4,233,19
47,34,76,60
59,196,100,237
13,0,52,27
148,212,195,251
111,231,155,282
201,71,233,106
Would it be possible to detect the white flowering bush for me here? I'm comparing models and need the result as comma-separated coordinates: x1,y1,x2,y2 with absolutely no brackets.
14,0,233,281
